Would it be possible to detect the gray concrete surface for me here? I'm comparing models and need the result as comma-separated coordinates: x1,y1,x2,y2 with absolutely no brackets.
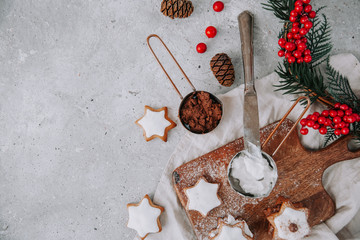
0,0,359,239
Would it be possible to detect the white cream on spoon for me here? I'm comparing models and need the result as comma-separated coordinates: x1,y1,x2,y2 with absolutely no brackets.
229,142,278,198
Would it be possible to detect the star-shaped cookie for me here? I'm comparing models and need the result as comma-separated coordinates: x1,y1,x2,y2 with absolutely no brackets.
135,106,176,142
184,177,221,217
127,195,164,240
266,200,310,240
209,215,254,240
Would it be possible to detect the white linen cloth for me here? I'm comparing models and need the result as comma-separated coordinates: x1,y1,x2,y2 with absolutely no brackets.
137,53,360,240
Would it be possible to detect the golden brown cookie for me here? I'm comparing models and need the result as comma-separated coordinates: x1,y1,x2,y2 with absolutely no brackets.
184,176,222,217
266,199,310,240
135,105,176,142
209,215,254,240
127,195,165,240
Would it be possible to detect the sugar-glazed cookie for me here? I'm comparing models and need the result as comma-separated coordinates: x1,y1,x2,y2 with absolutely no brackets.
266,199,310,240
184,177,221,217
127,194,164,240
209,215,254,240
135,106,176,142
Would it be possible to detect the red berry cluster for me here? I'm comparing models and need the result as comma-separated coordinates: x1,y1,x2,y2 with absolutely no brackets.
300,103,360,136
196,1,224,53
278,0,316,64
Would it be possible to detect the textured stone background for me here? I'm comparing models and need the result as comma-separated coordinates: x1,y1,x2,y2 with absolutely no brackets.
0,0,359,239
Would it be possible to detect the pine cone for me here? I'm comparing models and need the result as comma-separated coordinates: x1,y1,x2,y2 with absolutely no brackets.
210,53,235,87
161,0,194,19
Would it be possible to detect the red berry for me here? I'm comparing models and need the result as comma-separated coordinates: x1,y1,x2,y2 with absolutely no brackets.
304,5,312,13
334,124,339,129
291,27,300,34
334,129,342,136
343,115,349,122
278,50,285,57
321,110,329,117
300,16,309,24
294,33,302,40
313,112,320,116
299,28,308,35
302,37,308,43
294,5,303,13
338,122,346,128
196,43,207,53
313,123,320,129
295,39,302,45
300,118,307,126
293,22,300,28
329,109,338,117
302,0,311,4
347,115,356,123
337,110,344,117
345,109,353,115
293,50,302,58
304,55,312,63
205,26,217,38
341,127,350,135
285,51,292,59
334,103,341,109
310,114,318,121
306,114,312,120
308,11,316,18
285,42,296,51
288,56,296,64
213,1,224,12
278,38,286,47
300,127,309,135
297,57,304,64
295,0,303,6
325,118,332,126
306,120,315,127
353,113,360,121
290,10,298,17
340,104,349,110
287,32,294,39
318,116,326,124
297,42,307,51
289,16,297,22
304,49,311,55
333,116,342,124
319,127,327,135
304,21,313,29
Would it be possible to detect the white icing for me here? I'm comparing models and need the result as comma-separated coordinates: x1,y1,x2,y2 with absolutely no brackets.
225,215,253,238
214,225,248,240
137,108,172,138
243,221,253,238
274,207,310,240
229,142,277,197
127,197,162,238
209,215,254,239
186,178,221,216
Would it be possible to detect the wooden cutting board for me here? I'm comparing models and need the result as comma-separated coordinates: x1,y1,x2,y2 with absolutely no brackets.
172,119,360,240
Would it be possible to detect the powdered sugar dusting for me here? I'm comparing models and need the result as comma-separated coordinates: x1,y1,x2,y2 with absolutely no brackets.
173,119,339,239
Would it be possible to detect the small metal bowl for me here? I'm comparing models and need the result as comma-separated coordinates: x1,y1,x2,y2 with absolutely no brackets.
179,91,223,134
147,35,223,135
227,150,278,198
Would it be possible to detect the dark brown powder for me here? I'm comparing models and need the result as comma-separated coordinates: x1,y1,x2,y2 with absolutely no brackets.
180,91,222,134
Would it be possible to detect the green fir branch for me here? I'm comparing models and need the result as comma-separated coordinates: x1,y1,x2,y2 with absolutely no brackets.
324,128,340,147
274,62,329,105
326,61,359,111
262,0,295,21
307,14,333,67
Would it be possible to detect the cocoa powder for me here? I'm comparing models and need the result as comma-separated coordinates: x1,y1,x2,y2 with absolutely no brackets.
180,91,222,133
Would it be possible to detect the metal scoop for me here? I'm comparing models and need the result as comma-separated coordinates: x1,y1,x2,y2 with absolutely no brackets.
228,11,311,198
